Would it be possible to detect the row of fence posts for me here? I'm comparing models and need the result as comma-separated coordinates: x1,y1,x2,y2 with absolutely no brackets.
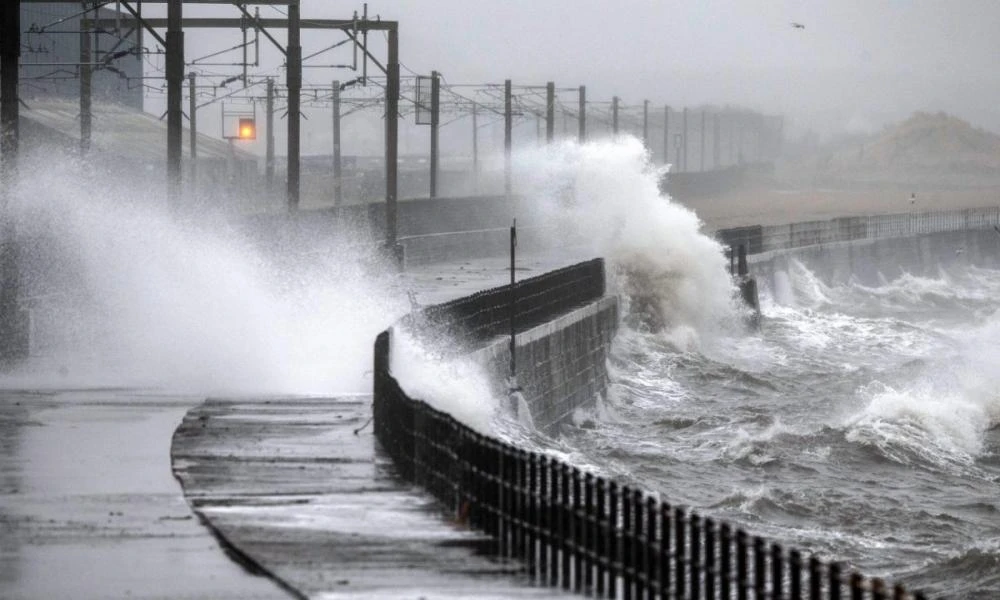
375,358,929,600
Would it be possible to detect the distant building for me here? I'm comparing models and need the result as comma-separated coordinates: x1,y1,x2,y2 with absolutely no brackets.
19,3,143,109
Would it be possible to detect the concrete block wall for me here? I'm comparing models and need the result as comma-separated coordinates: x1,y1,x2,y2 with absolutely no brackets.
472,295,618,431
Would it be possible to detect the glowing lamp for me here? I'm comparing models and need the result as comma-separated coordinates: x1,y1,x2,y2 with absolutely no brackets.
238,117,256,140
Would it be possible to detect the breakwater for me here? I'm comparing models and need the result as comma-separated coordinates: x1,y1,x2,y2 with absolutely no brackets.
372,258,929,599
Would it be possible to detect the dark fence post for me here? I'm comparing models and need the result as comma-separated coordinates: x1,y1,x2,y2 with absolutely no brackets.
790,550,802,600
585,473,595,593
610,481,621,599
809,556,821,600
645,497,657,599
691,513,702,600
573,468,584,593
720,523,732,600
660,503,672,598
675,507,686,600
850,572,863,600
705,519,716,600
772,544,783,600
754,537,766,600
596,478,607,596
549,458,560,586
538,456,548,583
623,486,633,600
736,530,748,600
830,563,842,600
528,453,539,576
561,464,572,590
631,490,643,600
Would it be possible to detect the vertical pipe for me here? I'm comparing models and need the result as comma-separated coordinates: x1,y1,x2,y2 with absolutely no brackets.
332,80,342,205
504,79,512,201
790,550,802,600
682,107,688,173
429,70,439,198
80,26,92,156
385,25,399,249
578,85,586,142
265,78,275,191
754,538,766,600
612,96,619,137
829,563,842,600
809,557,821,600
286,0,302,211
188,72,197,190
546,82,555,144
166,0,184,209
0,0,23,361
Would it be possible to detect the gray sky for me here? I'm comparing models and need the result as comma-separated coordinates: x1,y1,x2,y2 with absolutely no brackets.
147,0,1000,154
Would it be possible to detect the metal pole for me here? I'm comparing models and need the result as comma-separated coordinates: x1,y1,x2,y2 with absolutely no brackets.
509,219,516,381
265,77,274,190
188,71,197,189
642,99,649,149
332,80,342,205
471,101,479,187
578,85,586,142
546,81,555,144
612,96,619,136
1,0,24,361
166,0,184,209
663,105,669,166
504,79,512,201
430,70,439,198
700,109,706,172
286,0,301,211
713,111,721,169
385,25,399,249
80,26,92,156
682,107,688,172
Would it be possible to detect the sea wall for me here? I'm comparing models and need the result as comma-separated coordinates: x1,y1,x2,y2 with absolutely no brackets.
715,207,1000,290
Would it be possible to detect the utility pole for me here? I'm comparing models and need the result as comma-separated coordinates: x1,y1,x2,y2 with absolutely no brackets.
332,80,342,205
612,96,619,136
1,0,24,360
504,79,512,201
166,0,184,209
642,99,649,149
286,0,302,211
578,85,586,142
188,72,197,189
429,70,439,198
385,24,400,251
663,105,670,166
682,107,688,172
471,102,479,185
545,81,555,144
265,78,275,191
80,26,92,155
700,109,706,172
713,112,721,169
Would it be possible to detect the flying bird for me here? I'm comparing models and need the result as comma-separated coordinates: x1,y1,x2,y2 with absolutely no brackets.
791,22,805,29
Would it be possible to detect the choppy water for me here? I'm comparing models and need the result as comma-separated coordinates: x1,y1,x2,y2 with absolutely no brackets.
557,259,1000,598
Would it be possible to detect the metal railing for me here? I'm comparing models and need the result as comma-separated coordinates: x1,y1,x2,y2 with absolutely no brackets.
717,206,1000,256
372,260,930,599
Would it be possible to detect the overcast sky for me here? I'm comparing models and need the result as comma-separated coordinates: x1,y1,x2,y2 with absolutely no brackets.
146,0,1000,155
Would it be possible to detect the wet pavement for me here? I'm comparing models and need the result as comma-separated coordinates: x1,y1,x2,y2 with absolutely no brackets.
0,389,290,599
172,396,574,599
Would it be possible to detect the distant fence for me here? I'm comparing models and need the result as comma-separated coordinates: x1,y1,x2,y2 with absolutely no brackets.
373,260,930,599
717,206,1000,256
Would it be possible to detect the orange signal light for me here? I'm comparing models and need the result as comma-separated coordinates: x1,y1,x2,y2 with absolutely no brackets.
238,117,256,140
